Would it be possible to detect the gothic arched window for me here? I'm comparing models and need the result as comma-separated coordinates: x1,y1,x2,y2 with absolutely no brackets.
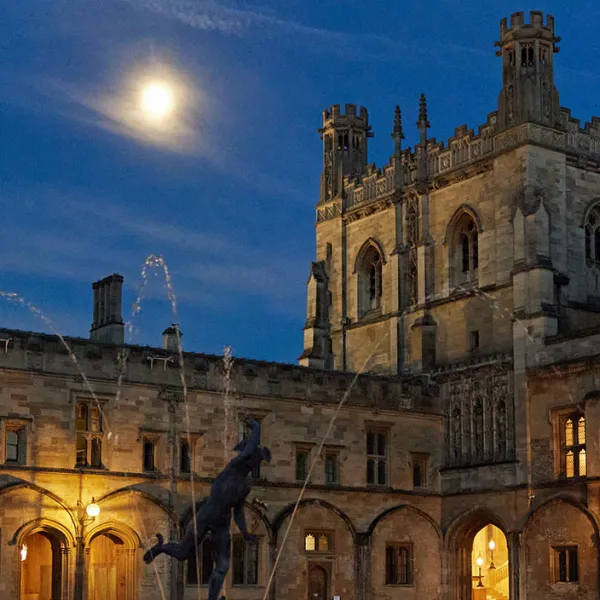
585,205,600,265
449,211,479,287
357,242,383,318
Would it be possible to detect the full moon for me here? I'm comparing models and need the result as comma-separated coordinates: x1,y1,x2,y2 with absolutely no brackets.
141,82,175,120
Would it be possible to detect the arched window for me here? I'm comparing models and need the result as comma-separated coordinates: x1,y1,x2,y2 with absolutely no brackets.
585,205,600,265
451,212,479,286
357,243,383,317
563,413,586,478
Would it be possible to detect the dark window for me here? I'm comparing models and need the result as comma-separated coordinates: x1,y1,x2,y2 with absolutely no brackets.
6,430,21,463
386,545,413,585
187,537,213,585
470,330,480,351
296,451,308,482
76,401,103,468
304,532,332,553
563,413,586,478
143,439,156,472
554,546,578,583
232,536,258,586
455,214,478,282
359,244,383,316
367,430,387,485
324,453,338,484
239,421,261,479
180,440,191,474
412,456,427,488
461,233,470,273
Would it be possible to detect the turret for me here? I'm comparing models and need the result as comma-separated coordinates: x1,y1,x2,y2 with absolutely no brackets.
318,104,373,201
495,11,561,130
90,274,124,345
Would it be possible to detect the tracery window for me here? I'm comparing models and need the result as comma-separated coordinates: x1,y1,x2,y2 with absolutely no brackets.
75,401,104,468
451,212,479,286
563,413,586,478
357,243,383,317
585,206,600,265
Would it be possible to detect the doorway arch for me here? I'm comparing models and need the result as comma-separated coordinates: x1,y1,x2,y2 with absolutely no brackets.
18,523,71,600
86,524,139,600
446,511,511,600
307,564,329,600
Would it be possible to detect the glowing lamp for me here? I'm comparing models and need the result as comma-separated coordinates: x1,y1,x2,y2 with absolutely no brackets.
20,544,27,562
488,540,496,551
86,499,100,518
476,555,484,568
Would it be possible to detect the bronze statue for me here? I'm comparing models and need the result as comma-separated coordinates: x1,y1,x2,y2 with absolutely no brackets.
143,418,271,600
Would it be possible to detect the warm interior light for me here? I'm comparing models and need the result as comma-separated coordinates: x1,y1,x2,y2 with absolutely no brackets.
20,544,27,561
476,554,484,567
141,82,175,120
489,539,496,551
86,499,100,518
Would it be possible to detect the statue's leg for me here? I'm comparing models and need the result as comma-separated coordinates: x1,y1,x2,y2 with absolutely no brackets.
144,520,207,564
207,528,231,600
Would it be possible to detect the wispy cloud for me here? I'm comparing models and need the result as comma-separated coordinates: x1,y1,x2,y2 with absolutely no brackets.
124,0,407,60
0,186,307,314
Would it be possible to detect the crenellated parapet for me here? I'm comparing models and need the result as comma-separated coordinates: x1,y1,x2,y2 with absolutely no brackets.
0,328,439,413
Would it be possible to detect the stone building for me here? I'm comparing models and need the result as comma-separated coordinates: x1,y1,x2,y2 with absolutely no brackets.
3,9,600,600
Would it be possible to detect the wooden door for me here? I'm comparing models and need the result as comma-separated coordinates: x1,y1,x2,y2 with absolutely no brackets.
89,533,126,600
21,532,54,600
307,565,328,600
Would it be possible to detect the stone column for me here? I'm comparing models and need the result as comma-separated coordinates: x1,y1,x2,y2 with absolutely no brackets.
74,536,85,600
354,532,371,600
508,531,521,600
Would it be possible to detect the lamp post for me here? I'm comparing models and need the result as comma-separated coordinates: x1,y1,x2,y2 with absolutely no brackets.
476,553,484,588
488,539,496,570
74,499,100,600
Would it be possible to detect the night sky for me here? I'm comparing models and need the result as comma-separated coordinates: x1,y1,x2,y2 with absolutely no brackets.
1,1,599,363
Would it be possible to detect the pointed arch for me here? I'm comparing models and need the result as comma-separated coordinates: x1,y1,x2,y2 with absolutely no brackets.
352,237,387,273
97,485,179,529
444,506,509,551
10,517,77,549
354,238,386,317
444,204,483,245
272,498,356,540
580,197,600,228
85,520,142,549
367,504,442,540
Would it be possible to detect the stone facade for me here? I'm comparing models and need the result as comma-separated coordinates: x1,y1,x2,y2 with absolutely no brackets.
4,9,600,600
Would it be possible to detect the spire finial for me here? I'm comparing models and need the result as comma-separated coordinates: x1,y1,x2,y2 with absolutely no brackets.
417,93,430,130
391,105,404,141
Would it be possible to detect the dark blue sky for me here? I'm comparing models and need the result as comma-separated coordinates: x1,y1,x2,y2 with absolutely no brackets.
1,1,599,363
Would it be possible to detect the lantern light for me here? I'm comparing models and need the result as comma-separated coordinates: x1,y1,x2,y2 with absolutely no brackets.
86,498,100,518
489,539,496,551
20,544,27,562
476,554,484,567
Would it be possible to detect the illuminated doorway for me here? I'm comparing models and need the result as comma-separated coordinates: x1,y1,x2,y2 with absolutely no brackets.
20,531,62,600
88,532,128,600
471,525,509,600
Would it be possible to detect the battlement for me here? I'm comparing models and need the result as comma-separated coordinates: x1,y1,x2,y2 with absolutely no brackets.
498,11,559,45
322,104,369,128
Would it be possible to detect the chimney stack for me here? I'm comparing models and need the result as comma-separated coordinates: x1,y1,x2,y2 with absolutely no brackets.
90,274,124,345
162,323,182,351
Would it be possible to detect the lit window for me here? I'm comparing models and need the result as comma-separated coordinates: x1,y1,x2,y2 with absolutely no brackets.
232,536,259,585
304,531,332,553
563,414,586,478
553,546,578,583
75,401,104,468
367,430,387,485
386,544,413,585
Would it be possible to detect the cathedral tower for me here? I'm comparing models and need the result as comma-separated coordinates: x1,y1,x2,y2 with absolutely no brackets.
319,104,373,201
496,11,561,130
